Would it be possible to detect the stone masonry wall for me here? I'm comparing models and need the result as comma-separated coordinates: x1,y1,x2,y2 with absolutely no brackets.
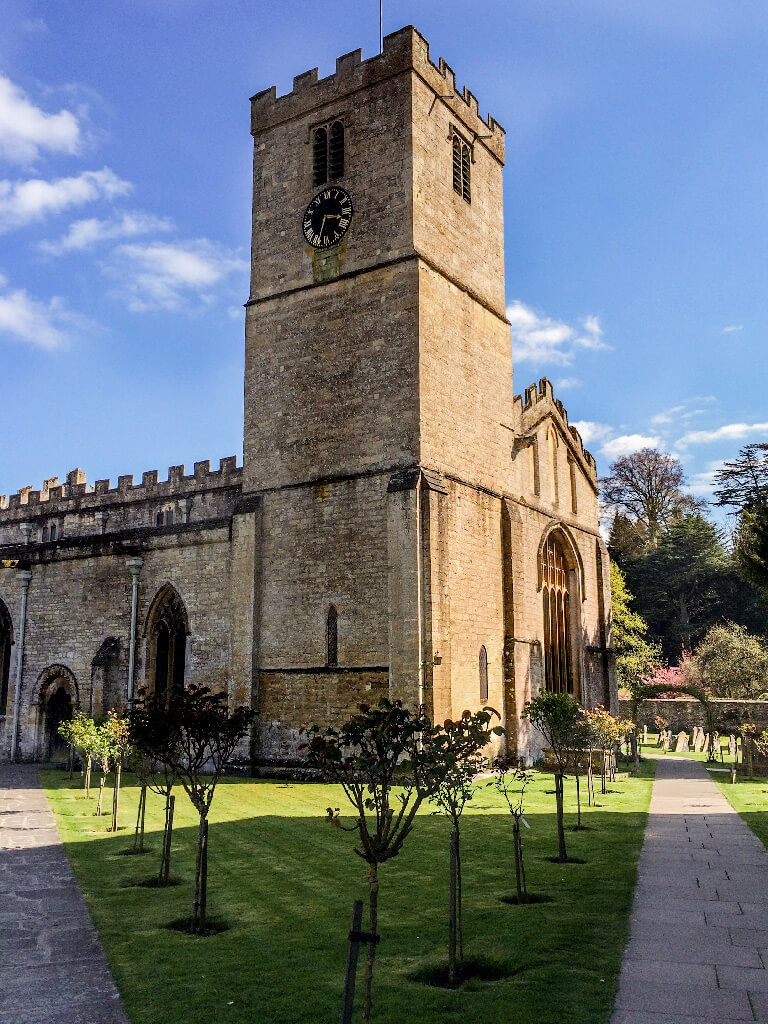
620,698,768,732
0,525,237,760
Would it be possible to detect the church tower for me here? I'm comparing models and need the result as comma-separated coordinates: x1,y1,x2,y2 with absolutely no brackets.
242,27,614,759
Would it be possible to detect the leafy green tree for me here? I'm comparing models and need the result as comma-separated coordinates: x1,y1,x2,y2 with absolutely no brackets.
714,443,768,603
683,623,768,699
600,448,699,550
607,512,648,565
610,561,661,694
625,515,728,661
735,504,768,599
522,692,584,862
714,443,768,510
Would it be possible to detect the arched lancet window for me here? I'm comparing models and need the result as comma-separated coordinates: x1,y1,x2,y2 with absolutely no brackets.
156,511,164,526
568,456,578,515
41,526,49,542
326,605,338,667
479,645,489,702
148,587,188,697
0,599,13,716
50,524,57,541
548,428,560,506
452,133,471,203
541,533,574,695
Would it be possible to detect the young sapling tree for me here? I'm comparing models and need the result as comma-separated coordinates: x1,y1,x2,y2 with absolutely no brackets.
488,760,532,903
155,685,255,932
427,709,502,987
59,712,99,799
305,699,450,1021
128,690,184,879
103,712,131,832
523,691,585,863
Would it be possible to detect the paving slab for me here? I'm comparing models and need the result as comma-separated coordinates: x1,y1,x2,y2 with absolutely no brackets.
611,755,768,1024
0,764,130,1024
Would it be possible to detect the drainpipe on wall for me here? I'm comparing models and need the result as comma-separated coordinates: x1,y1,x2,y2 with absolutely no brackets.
10,570,33,761
126,557,144,703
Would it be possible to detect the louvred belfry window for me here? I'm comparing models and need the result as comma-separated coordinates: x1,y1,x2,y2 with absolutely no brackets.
452,133,471,204
313,120,344,187
542,534,574,695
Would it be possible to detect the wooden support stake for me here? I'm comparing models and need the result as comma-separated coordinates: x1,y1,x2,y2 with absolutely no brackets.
340,899,363,1024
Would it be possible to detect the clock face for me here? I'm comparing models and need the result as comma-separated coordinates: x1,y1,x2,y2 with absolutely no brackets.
302,186,353,249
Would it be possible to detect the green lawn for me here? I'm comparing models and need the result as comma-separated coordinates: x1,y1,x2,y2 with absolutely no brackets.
41,763,654,1024
716,772,768,849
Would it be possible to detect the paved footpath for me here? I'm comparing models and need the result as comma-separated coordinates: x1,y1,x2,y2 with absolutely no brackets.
0,764,130,1024
612,754,768,1024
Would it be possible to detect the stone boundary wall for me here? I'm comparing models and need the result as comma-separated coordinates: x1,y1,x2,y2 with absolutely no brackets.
619,697,768,732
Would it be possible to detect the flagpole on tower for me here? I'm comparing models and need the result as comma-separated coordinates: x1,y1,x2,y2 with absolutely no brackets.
379,0,383,54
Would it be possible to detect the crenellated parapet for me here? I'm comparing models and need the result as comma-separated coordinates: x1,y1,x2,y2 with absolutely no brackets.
0,457,242,543
250,25,505,162
513,377,597,480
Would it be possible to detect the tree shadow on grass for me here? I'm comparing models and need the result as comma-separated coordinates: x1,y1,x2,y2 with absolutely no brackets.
36,770,653,1024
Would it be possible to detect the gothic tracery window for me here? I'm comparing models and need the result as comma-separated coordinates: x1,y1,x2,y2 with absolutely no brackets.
148,587,188,698
541,533,574,695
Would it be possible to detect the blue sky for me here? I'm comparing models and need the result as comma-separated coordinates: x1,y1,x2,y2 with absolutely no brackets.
2,0,767,510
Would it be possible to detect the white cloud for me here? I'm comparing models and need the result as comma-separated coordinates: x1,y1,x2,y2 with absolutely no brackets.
676,422,768,448
723,325,743,333
0,286,69,349
555,377,581,390
601,434,661,460
650,405,685,426
0,74,80,164
508,300,610,366
40,211,173,254
107,239,248,311
0,168,131,232
570,420,613,445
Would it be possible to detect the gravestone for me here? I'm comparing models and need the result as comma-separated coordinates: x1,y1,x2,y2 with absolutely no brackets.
675,731,689,753
694,730,705,753
643,725,648,745
729,735,738,757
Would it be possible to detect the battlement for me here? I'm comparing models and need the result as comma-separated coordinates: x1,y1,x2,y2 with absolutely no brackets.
514,377,597,477
0,456,242,519
250,25,505,161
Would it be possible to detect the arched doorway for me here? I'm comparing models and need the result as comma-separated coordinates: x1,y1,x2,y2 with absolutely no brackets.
36,665,78,762
45,686,72,761
146,586,189,697
0,598,13,718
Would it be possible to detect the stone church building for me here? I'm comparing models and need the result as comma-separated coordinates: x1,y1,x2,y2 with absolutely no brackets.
0,27,616,765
